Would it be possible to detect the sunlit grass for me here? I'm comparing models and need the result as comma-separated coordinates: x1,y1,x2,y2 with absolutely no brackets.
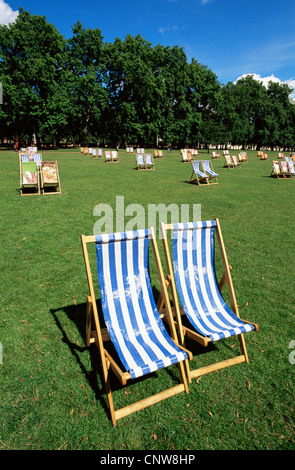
0,147,294,450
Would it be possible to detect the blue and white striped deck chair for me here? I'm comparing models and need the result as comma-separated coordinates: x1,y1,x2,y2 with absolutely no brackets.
20,153,30,162
33,153,42,168
145,153,155,170
136,153,146,170
160,219,258,381
81,228,189,426
190,160,210,185
201,160,219,184
284,157,295,176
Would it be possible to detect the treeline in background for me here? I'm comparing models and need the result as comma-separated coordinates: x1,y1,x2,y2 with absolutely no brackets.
1,8,294,150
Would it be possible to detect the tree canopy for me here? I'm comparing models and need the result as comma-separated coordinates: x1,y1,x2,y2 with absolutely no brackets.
0,9,294,150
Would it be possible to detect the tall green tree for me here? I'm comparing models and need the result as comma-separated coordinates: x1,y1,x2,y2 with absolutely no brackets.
66,21,108,146
0,8,67,145
105,34,161,147
187,59,221,147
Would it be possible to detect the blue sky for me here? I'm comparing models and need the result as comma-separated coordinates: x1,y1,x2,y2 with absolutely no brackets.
1,0,295,88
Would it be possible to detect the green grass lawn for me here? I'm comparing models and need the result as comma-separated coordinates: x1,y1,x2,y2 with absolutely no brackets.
0,147,294,450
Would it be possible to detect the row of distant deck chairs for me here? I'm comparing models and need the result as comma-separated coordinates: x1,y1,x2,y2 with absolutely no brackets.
19,151,61,195
81,218,258,426
270,157,295,179
81,147,103,158
219,150,248,163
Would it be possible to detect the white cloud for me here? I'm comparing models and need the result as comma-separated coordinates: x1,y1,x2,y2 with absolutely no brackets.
0,0,18,26
158,24,184,35
235,73,295,91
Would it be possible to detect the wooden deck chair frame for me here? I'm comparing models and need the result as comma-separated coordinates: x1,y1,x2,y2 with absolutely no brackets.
20,160,40,196
136,153,146,170
224,155,235,168
238,152,248,163
232,155,242,167
105,151,112,162
270,161,284,178
280,160,293,178
145,153,155,170
111,151,119,162
285,157,295,176
41,161,61,194
158,219,258,382
260,152,268,160
189,160,210,185
181,149,192,162
212,151,221,159
81,228,190,426
201,160,219,185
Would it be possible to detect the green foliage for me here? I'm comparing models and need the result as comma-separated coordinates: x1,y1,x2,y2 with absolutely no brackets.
0,9,295,149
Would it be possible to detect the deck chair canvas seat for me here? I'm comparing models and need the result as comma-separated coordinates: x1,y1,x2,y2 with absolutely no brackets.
20,153,30,162
41,161,61,194
202,160,219,184
280,160,293,178
160,219,258,381
224,155,241,168
190,161,210,185
20,161,40,195
181,149,192,162
136,153,146,170
212,151,221,159
81,229,189,426
238,152,248,162
232,155,242,167
145,153,155,170
111,151,119,162
33,153,42,167
285,157,295,176
270,161,284,178
105,151,112,162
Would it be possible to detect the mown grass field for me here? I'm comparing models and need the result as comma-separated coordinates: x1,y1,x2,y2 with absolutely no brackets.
0,147,294,451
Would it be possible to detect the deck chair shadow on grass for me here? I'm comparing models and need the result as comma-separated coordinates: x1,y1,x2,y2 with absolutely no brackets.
158,219,258,382
81,228,190,426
